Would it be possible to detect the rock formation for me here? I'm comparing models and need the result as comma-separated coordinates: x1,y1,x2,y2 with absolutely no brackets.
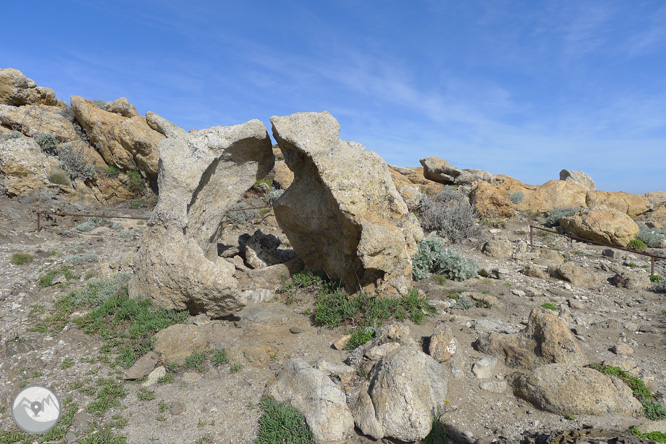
559,169,596,190
270,111,422,297
130,118,274,317
559,206,640,247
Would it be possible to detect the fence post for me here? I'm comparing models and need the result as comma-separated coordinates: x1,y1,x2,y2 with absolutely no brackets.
529,225,533,247
37,212,41,232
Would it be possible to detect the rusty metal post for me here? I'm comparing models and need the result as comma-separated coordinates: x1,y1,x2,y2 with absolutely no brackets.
652,256,655,276
529,225,533,247
37,211,40,232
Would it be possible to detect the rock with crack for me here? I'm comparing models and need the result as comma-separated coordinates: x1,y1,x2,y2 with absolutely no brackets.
512,363,642,416
130,118,274,317
350,346,448,442
474,308,586,370
70,95,164,180
265,358,354,444
0,68,58,106
270,111,423,297
559,206,640,248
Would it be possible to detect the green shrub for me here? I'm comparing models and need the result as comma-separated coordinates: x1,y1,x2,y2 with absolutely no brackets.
629,427,666,443
628,239,647,251
412,238,478,281
254,177,273,189
92,99,108,110
346,326,376,350
545,208,580,228
255,398,313,444
58,144,97,181
10,252,33,265
35,133,58,154
184,351,208,373
76,217,103,232
637,222,665,248
3,131,21,140
541,303,559,311
49,171,71,186
127,170,145,193
417,189,479,243
451,296,473,310
226,202,259,224
508,192,524,204
211,348,229,366
111,222,123,231
424,417,448,444
650,275,664,282
105,165,120,176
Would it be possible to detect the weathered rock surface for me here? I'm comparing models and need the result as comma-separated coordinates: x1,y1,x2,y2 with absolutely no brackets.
0,68,58,106
551,262,602,287
428,321,457,362
357,346,448,442
512,364,643,416
560,206,640,247
106,97,140,118
0,138,59,196
586,190,650,217
153,324,207,365
131,118,274,317
71,95,163,179
470,181,514,218
482,237,513,259
420,157,461,183
265,358,354,444
124,351,159,380
475,308,585,369
560,169,596,190
270,111,422,297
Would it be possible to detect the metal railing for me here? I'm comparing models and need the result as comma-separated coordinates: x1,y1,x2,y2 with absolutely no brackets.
529,225,666,276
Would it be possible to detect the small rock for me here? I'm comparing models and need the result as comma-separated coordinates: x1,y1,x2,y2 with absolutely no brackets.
479,380,507,393
428,322,457,362
124,351,159,380
611,343,634,356
332,334,351,350
182,371,202,383
170,401,186,415
472,356,498,379
602,248,616,258
463,431,474,439
568,299,584,310
142,366,166,387
365,342,401,361
65,431,77,443
511,289,526,297
289,326,304,334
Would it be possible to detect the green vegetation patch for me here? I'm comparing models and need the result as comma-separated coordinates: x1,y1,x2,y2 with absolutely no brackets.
412,238,478,281
545,207,580,228
255,398,313,444
541,303,559,311
589,363,666,420
630,427,666,443
627,238,647,251
39,265,78,287
10,253,33,265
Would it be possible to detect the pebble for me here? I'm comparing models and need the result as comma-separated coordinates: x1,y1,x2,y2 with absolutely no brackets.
462,430,474,439
170,401,186,415
289,326,304,334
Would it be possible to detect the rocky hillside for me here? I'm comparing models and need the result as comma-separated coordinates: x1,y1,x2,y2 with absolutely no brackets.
1,69,665,444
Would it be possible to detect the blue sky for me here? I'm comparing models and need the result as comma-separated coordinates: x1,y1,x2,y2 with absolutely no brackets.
2,1,665,193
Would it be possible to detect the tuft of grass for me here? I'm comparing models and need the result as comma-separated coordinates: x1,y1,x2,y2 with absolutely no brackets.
424,416,448,444
157,373,174,384
432,275,447,285
627,262,637,268
49,170,71,186
628,239,648,251
86,378,128,417
211,348,229,366
230,364,243,373
39,266,78,287
105,165,120,176
630,427,666,443
10,252,33,265
127,170,145,194
545,207,580,228
541,303,559,311
184,351,208,373
137,388,156,401
254,398,314,444
35,133,58,153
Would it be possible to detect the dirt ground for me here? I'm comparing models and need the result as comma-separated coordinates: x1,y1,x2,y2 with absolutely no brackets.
0,192,664,444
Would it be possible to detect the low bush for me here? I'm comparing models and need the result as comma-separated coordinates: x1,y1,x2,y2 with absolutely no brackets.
3,131,21,140
267,188,285,204
255,398,313,444
412,238,478,281
416,189,479,243
508,192,524,204
76,217,104,232
627,239,647,251
35,133,58,154
652,279,666,294
66,253,99,265
10,252,33,265
226,202,259,225
545,207,580,228
105,165,120,177
637,222,665,248
127,170,145,193
58,144,97,181
49,171,71,186
92,99,108,110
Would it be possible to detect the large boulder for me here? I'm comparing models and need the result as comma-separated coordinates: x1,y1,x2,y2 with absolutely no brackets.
585,190,650,217
474,308,585,370
559,169,595,190
71,95,164,179
560,206,640,247
470,181,514,219
130,118,274,317
270,112,423,297
0,137,59,196
419,157,461,183
512,364,642,416
0,68,58,106
265,358,354,444
351,347,448,442
520,180,588,212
